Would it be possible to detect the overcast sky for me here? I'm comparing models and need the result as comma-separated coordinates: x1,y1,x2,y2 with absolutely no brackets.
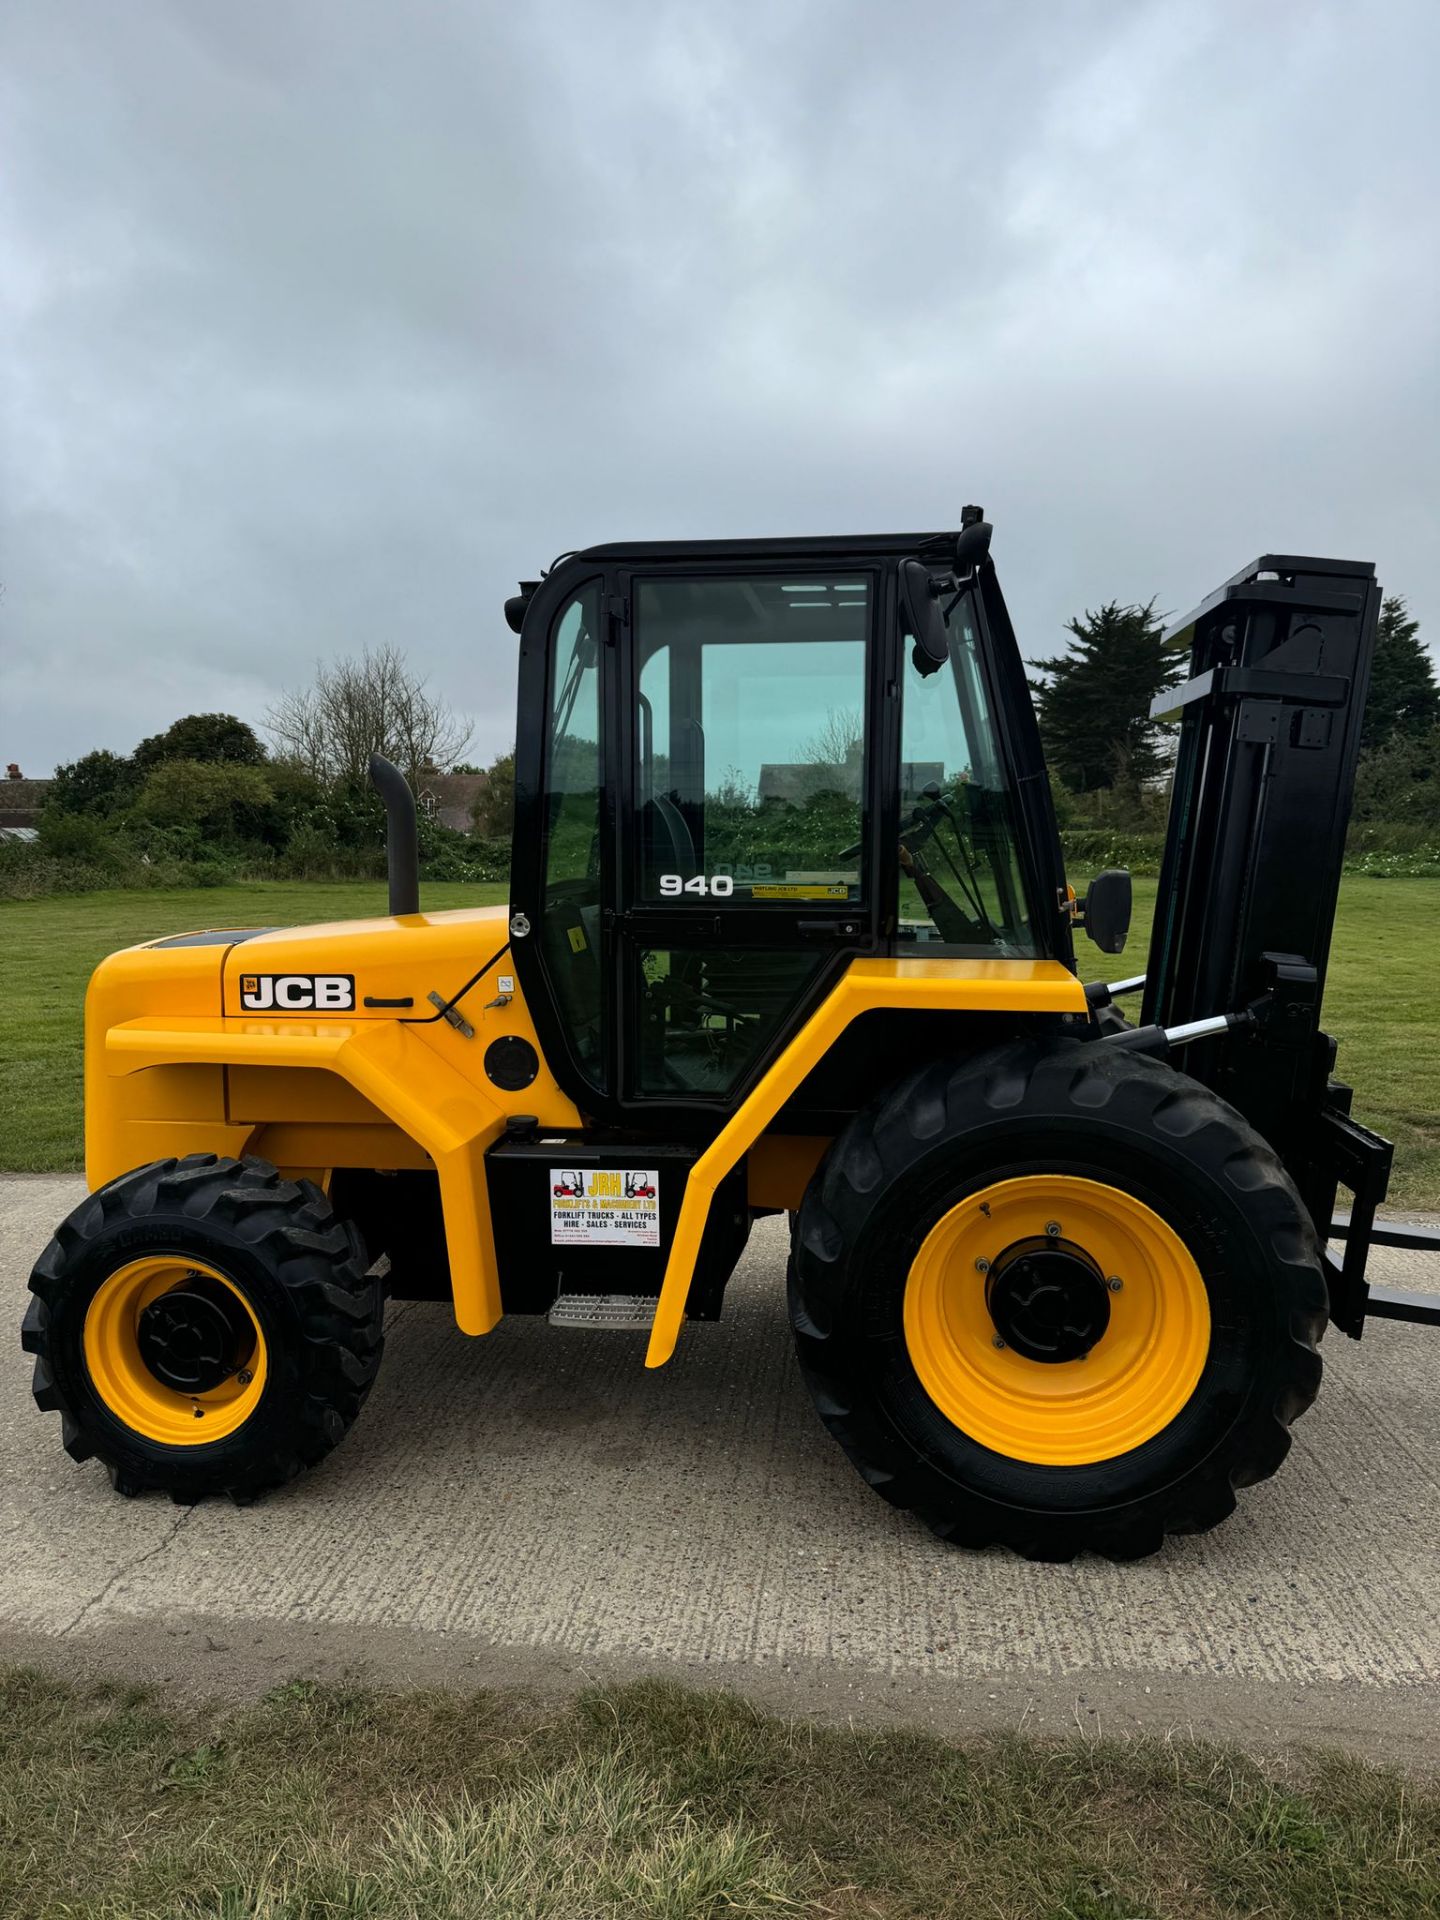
2,0,1437,777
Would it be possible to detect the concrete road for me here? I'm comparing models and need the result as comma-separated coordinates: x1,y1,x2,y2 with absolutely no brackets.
3,1173,1439,1763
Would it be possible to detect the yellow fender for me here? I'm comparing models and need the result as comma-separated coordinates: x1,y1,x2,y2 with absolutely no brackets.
644,957,1088,1366
104,1014,509,1333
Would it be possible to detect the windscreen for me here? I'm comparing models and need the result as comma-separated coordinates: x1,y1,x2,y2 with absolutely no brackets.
897,595,1035,955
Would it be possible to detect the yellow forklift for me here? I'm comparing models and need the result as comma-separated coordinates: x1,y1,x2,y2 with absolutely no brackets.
23,515,1435,1558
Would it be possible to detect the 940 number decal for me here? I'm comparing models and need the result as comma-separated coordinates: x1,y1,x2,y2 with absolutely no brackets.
658,873,734,897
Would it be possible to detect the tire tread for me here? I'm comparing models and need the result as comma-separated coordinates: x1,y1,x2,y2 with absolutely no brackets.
24,1153,382,1502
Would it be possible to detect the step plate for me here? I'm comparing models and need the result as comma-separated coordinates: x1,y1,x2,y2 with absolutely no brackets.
548,1293,657,1331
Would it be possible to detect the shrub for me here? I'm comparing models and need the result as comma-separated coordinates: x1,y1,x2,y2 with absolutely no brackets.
133,760,276,843
0,843,114,900
416,812,509,882
1060,829,1166,876
262,761,328,847
1353,724,1440,829
36,811,126,867
278,821,384,882
1345,844,1440,878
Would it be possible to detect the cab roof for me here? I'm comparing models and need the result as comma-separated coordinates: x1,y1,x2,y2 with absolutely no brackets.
565,529,959,566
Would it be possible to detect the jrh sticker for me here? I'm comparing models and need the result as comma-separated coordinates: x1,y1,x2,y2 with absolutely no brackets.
550,1169,660,1247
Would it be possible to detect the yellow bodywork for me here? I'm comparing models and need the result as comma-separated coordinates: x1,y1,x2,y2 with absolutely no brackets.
86,907,579,1336
86,910,1087,1362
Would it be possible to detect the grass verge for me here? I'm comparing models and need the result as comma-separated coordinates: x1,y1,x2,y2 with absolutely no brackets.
0,875,1436,1206
3,1668,1439,1919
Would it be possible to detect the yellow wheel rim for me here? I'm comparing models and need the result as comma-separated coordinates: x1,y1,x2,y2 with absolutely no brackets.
903,1175,1210,1466
83,1257,267,1447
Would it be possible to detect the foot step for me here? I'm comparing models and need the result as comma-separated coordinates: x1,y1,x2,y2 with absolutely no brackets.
548,1293,656,1331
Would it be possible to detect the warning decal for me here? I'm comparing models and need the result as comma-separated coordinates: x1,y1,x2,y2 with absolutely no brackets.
750,882,849,900
550,1169,660,1247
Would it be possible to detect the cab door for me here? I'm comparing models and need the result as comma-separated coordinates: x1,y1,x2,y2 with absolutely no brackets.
614,563,883,1110
505,571,618,1117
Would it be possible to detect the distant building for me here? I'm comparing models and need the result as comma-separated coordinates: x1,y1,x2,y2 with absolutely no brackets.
756,750,947,808
0,771,52,831
900,761,947,800
414,769,488,835
759,741,865,807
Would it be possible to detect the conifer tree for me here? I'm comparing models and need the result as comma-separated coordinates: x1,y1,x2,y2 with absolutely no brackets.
1362,596,1437,750
1029,601,1183,793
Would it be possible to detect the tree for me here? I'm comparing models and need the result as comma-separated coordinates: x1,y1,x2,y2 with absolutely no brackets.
133,712,266,771
1362,596,1437,751
802,707,864,767
1029,600,1183,794
471,747,515,839
267,645,471,789
47,749,140,817
134,760,276,841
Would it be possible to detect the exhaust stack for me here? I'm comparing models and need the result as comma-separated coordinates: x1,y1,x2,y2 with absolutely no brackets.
368,753,420,917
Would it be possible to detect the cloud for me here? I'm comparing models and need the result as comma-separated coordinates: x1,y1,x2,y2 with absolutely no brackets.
2,0,1437,775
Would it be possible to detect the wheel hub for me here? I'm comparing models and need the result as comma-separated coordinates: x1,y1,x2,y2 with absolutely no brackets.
136,1274,255,1394
985,1235,1110,1363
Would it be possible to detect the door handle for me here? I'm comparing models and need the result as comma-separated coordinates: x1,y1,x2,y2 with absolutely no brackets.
798,918,863,940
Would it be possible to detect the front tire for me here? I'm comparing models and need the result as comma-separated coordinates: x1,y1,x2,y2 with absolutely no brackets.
789,1040,1327,1561
22,1155,383,1502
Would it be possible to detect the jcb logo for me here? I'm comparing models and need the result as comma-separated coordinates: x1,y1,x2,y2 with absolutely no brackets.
238,973,355,1013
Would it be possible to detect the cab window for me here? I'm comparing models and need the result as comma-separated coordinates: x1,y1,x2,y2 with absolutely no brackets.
897,596,1035,954
635,575,871,905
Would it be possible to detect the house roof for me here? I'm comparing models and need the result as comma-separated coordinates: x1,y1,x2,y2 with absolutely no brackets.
415,770,488,835
0,777,53,818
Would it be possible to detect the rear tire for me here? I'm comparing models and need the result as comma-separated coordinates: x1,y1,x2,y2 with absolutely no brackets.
22,1154,383,1502
789,1039,1326,1561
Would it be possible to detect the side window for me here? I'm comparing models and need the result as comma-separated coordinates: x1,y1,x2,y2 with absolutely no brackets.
634,576,870,904
898,596,1036,955
541,585,605,1081
634,946,826,1096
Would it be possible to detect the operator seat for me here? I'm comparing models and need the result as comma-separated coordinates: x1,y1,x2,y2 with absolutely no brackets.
640,792,696,889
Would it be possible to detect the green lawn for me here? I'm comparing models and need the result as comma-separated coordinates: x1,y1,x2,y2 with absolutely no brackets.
4,1667,1439,1918
1,877,1436,1206
1127,875,1439,1208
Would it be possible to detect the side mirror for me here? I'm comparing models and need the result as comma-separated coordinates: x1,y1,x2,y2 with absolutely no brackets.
1081,869,1132,954
900,560,951,676
504,580,540,635
954,508,993,574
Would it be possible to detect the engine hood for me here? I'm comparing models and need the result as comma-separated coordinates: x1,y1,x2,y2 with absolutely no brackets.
207,904,512,1019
